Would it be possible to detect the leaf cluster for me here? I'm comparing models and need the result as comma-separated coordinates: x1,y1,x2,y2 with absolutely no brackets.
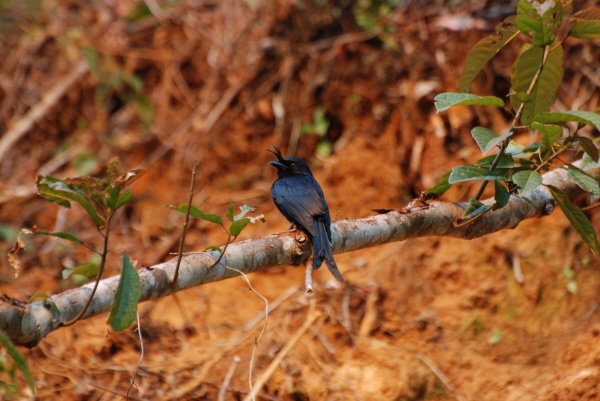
169,203,254,244
429,1,600,256
35,162,145,331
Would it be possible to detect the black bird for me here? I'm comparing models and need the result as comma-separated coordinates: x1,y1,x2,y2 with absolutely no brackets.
269,147,344,283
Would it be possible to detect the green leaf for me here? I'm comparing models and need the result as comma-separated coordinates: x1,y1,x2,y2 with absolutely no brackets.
519,142,544,154
0,329,37,396
38,193,72,208
471,127,512,155
512,170,542,193
463,198,489,219
474,154,519,168
37,176,103,226
532,122,563,149
510,42,564,125
34,230,85,245
169,205,223,226
570,21,600,39
230,218,251,237
105,184,121,209
547,185,600,256
516,0,562,46
62,262,99,279
580,152,600,171
448,166,505,183
226,204,234,222
107,253,142,331
578,137,599,163
493,181,511,210
115,189,132,210
434,93,504,112
425,171,452,199
566,166,600,195
459,16,519,92
234,204,254,221
533,110,600,132
570,8,600,39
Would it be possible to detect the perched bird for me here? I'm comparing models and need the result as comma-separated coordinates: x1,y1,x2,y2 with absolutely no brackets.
269,146,344,282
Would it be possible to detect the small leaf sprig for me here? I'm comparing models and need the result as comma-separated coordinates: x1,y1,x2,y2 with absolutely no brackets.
34,161,145,330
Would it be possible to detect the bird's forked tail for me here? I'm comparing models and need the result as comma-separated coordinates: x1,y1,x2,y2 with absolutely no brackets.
312,219,344,282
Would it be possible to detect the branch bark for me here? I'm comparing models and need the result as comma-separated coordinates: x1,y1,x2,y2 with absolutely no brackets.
1,165,597,347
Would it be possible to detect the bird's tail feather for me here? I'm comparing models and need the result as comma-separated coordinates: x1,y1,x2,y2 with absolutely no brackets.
313,220,344,283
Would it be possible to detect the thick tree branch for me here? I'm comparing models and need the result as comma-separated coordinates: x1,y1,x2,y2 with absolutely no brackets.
1,165,598,347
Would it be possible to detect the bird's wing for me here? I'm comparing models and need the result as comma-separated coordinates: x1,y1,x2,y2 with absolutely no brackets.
272,176,327,237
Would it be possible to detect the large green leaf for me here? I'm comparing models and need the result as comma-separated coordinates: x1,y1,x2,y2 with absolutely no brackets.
471,127,512,155
434,93,504,113
532,122,563,149
570,8,600,39
580,152,600,171
459,16,519,92
533,110,600,131
0,329,37,396
516,0,563,46
448,166,505,183
510,42,564,125
512,170,542,193
37,176,103,226
566,166,600,195
114,189,133,210
107,253,142,331
547,185,600,256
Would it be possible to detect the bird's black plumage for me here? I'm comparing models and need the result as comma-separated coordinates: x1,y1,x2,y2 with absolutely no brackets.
269,147,344,282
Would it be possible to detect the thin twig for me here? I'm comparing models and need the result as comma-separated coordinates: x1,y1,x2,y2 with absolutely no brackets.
173,161,199,284
582,202,600,212
63,211,113,326
242,300,320,401
418,354,466,401
218,356,240,401
88,380,152,401
224,266,269,401
127,311,145,400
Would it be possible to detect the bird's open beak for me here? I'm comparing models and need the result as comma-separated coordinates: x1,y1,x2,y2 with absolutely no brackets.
269,161,286,169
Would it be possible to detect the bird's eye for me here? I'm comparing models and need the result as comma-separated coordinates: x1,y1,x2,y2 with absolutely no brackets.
290,163,296,167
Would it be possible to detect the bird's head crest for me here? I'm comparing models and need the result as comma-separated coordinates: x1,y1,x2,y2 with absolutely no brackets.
267,145,286,163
